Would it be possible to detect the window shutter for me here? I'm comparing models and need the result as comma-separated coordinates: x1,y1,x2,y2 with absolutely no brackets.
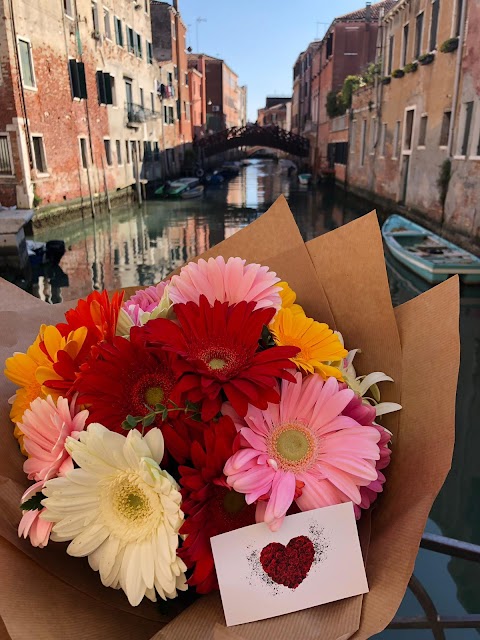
103,73,113,104
78,62,87,99
69,59,80,98
96,70,106,104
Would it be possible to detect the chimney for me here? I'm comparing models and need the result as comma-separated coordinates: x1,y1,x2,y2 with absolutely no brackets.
173,0,178,9
365,1,372,22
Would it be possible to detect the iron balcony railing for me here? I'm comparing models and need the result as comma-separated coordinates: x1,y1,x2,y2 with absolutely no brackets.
125,102,160,124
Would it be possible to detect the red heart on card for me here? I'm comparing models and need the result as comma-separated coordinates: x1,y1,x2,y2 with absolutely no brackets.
260,535,315,589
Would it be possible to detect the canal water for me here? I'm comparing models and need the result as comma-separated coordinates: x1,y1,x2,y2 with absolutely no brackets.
27,159,480,637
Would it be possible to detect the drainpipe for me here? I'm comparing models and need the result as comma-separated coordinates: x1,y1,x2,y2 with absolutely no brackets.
447,0,468,156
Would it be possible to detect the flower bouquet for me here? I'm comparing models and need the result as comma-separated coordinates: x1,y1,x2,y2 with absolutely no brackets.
0,197,459,639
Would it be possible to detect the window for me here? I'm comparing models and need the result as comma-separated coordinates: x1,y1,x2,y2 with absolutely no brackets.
32,136,47,173
164,106,174,124
116,140,122,165
143,141,152,161
69,59,87,99
185,101,190,120
114,17,124,46
18,39,36,89
96,71,113,105
455,0,463,36
439,110,451,146
136,33,142,58
401,24,409,67
350,120,356,153
63,0,73,18
125,78,133,110
79,137,89,169
147,41,153,64
104,139,112,166
139,88,144,108
144,0,149,13
185,72,189,86
103,7,111,39
127,27,135,54
414,13,424,59
125,140,130,163
418,114,428,146
0,135,13,175
393,121,401,158
150,91,155,113
459,101,474,156
360,119,367,166
130,140,136,161
381,123,387,156
404,109,415,151
167,72,173,86
176,99,181,120
171,20,176,40
326,32,333,57
387,35,394,75
430,0,440,50
174,66,178,80
91,2,99,33
345,26,359,55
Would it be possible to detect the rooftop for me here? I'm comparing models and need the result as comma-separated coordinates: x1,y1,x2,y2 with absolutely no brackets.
336,0,398,22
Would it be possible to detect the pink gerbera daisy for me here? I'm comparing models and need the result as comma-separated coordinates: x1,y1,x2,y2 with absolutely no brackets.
224,372,381,531
122,281,169,326
168,256,282,310
20,395,88,482
341,393,392,518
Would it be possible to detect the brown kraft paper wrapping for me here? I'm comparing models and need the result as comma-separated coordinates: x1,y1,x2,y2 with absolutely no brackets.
0,196,459,639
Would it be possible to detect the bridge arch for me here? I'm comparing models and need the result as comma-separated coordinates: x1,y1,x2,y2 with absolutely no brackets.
195,124,309,158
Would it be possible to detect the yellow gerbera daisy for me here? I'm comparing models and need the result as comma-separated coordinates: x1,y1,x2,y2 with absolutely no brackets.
277,281,304,315
270,307,348,379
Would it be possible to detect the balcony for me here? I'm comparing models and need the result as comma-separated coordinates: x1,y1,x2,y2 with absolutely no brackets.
125,103,160,127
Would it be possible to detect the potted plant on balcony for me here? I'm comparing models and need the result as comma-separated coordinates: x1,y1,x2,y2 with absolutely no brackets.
440,37,459,53
392,68,405,79
418,52,435,65
381,76,391,85
404,62,418,73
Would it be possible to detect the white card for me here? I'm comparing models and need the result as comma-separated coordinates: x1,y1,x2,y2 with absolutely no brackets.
210,502,368,627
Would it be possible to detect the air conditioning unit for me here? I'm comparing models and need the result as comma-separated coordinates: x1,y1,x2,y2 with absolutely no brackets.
92,30,102,41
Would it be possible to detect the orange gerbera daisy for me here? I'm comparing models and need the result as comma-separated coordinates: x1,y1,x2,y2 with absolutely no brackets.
56,290,124,352
270,307,347,380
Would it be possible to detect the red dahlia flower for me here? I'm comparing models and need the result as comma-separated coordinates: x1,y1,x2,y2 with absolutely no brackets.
178,416,256,593
74,335,193,462
134,297,299,420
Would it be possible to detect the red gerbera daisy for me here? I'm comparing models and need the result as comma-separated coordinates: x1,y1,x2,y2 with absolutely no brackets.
178,416,256,593
134,297,299,420
74,335,194,462
57,290,124,352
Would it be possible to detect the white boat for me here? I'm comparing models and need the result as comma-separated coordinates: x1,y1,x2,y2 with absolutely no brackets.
382,215,480,284
180,184,204,199
298,173,311,185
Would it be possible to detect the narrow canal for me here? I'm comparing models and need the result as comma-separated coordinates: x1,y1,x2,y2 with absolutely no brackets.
28,159,480,637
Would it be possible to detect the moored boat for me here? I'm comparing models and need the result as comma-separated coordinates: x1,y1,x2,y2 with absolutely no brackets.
382,214,480,284
298,173,311,185
154,177,201,198
180,184,204,199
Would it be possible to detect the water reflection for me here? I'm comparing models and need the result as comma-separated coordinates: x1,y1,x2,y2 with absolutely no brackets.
27,159,480,632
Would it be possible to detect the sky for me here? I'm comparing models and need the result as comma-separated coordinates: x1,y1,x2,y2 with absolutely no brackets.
179,0,370,121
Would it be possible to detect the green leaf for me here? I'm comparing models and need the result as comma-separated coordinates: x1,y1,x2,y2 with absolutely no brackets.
142,413,156,428
21,492,46,511
126,415,138,427
162,407,169,421
155,403,166,412
122,419,135,430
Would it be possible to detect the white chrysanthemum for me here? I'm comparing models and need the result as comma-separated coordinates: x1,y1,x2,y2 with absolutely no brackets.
41,424,187,606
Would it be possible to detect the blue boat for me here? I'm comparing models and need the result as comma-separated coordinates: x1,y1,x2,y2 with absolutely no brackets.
382,214,480,285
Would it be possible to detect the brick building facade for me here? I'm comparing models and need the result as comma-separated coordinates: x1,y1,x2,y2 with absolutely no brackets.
257,97,292,130
347,0,479,241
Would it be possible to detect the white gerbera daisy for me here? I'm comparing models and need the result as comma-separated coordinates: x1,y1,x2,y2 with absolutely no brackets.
41,424,187,606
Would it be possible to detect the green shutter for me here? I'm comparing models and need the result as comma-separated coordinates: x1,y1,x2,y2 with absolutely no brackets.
104,73,113,104
78,62,87,99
